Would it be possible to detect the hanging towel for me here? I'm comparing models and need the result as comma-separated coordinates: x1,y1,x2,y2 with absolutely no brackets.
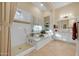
72,22,77,40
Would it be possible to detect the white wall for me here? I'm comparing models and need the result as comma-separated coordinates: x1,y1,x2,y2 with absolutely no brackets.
77,22,79,55
11,22,31,47
32,7,44,26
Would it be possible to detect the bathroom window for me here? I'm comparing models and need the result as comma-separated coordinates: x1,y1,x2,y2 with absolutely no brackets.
14,8,32,22
14,8,24,20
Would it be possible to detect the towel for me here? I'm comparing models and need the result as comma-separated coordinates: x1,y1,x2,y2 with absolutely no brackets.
72,22,77,40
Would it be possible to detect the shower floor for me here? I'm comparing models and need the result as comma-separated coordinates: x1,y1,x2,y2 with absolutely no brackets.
11,43,32,56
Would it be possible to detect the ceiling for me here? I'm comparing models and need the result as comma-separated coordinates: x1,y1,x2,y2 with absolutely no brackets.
32,2,72,12
32,2,47,12
17,2,73,12
52,2,72,9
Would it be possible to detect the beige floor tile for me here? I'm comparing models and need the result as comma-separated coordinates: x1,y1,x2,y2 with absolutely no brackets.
27,40,76,56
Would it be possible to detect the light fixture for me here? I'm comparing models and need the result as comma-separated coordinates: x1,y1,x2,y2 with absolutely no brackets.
69,13,72,16
41,3,43,6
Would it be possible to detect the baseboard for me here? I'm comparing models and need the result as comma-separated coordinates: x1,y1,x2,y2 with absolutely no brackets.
16,47,35,56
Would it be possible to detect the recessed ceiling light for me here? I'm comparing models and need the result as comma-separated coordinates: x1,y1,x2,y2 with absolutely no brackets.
41,4,43,6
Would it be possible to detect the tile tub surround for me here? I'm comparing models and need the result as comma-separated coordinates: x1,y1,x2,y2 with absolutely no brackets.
27,40,76,56
11,43,32,56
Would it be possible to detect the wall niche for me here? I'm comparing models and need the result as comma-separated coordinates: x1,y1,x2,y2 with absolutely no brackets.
44,16,50,31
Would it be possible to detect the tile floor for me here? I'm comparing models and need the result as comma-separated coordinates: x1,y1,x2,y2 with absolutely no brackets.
27,40,76,56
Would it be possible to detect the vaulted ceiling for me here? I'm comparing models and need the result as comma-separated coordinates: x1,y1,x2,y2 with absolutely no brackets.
17,2,73,13
32,2,72,11
19,2,71,11
52,2,72,9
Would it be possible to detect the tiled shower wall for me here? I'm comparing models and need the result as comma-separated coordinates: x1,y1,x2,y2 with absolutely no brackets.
11,22,31,48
